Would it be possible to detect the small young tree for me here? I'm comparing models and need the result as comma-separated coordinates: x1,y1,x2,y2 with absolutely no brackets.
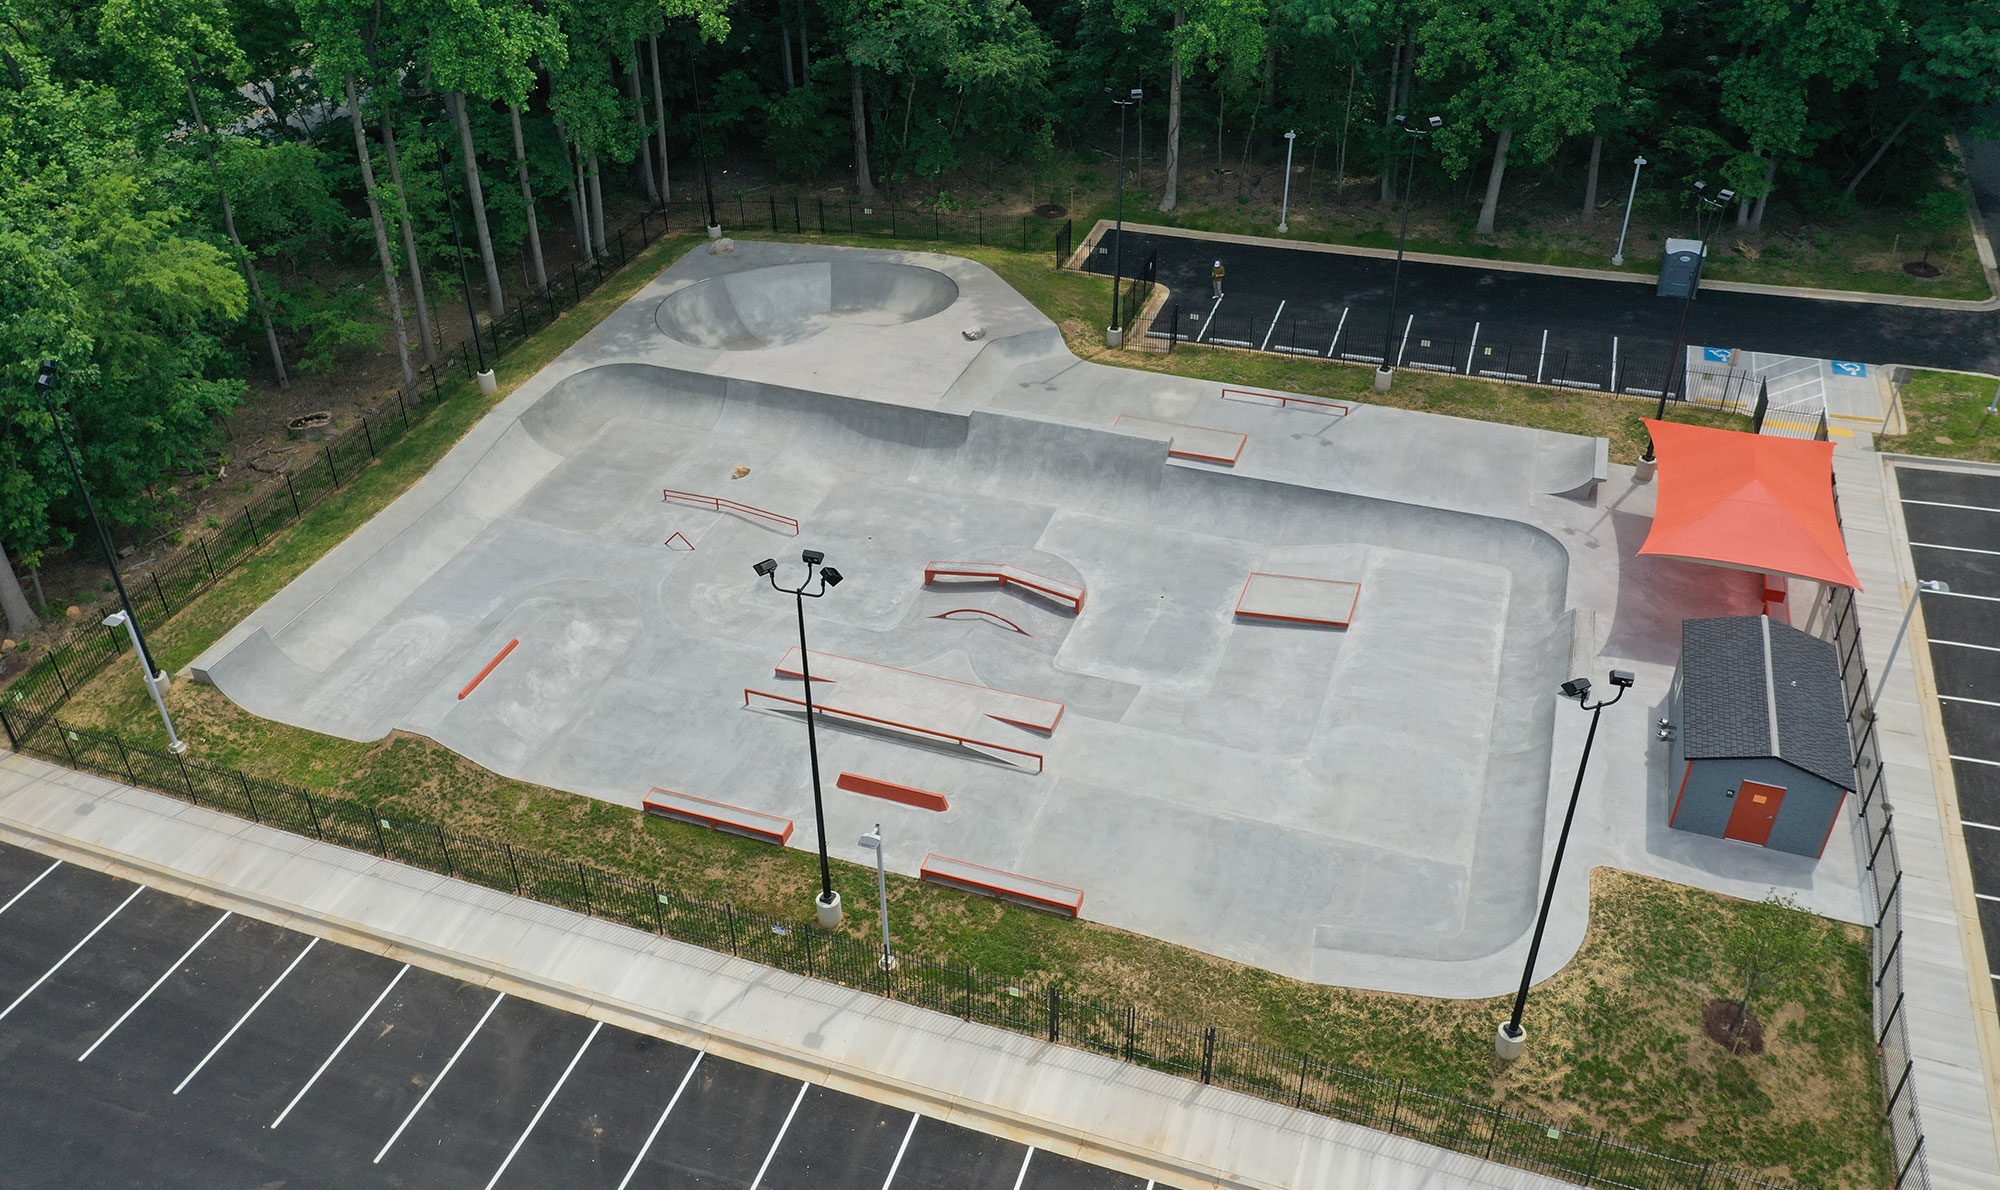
1716,891,1821,1054
1911,190,1962,268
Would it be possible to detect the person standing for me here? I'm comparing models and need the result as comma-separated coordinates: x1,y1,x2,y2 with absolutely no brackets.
1211,259,1225,299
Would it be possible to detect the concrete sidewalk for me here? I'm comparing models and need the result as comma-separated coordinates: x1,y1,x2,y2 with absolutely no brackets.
0,750,1574,1190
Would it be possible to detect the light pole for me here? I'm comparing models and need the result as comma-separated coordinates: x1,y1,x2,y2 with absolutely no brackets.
1105,87,1142,348
1496,669,1634,1060
105,611,185,753
690,48,720,237
436,112,495,395
1278,129,1297,232
858,823,894,969
755,550,845,926
1611,154,1646,266
1642,181,1735,463
29,361,168,700
1868,579,1949,719
1377,114,1443,393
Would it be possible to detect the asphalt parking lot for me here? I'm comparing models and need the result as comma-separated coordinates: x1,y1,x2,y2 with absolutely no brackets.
1894,465,2000,988
0,839,1171,1189
1084,229,2000,382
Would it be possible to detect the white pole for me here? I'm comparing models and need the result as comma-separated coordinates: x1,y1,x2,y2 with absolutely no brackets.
1278,131,1297,232
1869,580,1948,718
860,824,893,968
1612,155,1646,266
107,612,185,753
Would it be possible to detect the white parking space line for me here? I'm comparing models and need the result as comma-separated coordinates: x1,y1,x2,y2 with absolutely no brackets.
482,1018,600,1188
1978,893,2000,902
0,884,144,1024
271,963,409,1130
748,1080,810,1190
1325,307,1348,358
176,936,318,1094
1930,588,2000,603
1943,695,2000,709
79,910,231,1062
615,1050,704,1190
1196,297,1221,342
0,860,61,918
1912,541,2000,557
1933,639,2000,654
1962,819,2000,830
880,1112,920,1188
1395,315,1415,365
1902,499,2000,515
1012,1145,1036,1190
1956,756,2000,768
1465,323,1481,374
1259,301,1285,351
374,990,506,1163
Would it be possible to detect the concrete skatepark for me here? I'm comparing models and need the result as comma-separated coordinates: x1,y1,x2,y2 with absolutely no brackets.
193,242,1870,993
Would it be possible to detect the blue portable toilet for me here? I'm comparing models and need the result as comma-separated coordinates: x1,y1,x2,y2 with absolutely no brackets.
1658,238,1706,298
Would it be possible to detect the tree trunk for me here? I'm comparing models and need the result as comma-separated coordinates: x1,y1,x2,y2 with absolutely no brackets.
587,150,607,254
1381,36,1403,204
188,84,289,389
345,75,416,390
780,16,796,90
798,0,811,73
650,33,671,202
1334,61,1354,204
850,63,874,198
1477,126,1512,235
1581,133,1602,220
1750,157,1777,230
449,91,506,317
509,103,547,294
378,118,438,367
0,540,37,640
1846,106,1921,198
1158,6,1183,213
556,120,588,254
629,46,658,205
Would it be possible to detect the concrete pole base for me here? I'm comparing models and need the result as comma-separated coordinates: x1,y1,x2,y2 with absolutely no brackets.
1634,456,1658,483
1495,1022,1526,1061
878,952,899,972
1611,254,1625,267
815,891,843,928
707,224,724,239
476,369,498,396
144,669,172,697
168,739,189,755
1374,366,1394,392
1106,326,1125,348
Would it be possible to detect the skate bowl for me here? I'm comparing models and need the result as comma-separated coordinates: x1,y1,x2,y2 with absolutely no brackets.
654,261,959,350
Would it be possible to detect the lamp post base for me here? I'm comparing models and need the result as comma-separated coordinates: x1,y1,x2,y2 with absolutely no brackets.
815,891,843,928
1374,365,1394,393
707,224,723,239
1495,1021,1526,1061
1611,254,1625,267
145,669,172,697
476,369,498,396
1106,326,1124,348
1634,456,1657,483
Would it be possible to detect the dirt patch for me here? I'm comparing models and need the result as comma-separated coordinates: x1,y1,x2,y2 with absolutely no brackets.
1702,997,1766,1055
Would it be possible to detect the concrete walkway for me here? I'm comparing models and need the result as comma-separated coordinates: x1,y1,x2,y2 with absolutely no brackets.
0,750,1576,1190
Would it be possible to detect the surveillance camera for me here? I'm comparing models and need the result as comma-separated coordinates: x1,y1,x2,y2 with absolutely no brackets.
752,558,778,577
801,549,825,566
1608,670,1636,689
1560,678,1592,700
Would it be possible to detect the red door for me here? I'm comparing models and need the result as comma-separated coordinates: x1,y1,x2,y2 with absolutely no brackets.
1724,780,1786,847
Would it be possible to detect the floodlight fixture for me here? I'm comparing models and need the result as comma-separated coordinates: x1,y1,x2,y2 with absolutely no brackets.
1608,670,1636,689
103,611,128,629
753,558,778,577
819,566,843,587
1560,677,1592,700
1425,115,1443,130
801,548,825,566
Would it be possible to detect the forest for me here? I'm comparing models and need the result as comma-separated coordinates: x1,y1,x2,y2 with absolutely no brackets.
0,0,1996,618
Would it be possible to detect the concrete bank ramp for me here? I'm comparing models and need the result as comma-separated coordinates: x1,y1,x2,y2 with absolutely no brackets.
654,261,958,350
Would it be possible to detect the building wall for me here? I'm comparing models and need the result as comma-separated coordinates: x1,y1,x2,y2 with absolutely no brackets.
1675,755,1845,858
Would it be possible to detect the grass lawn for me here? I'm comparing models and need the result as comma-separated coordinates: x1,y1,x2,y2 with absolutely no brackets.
28,230,1891,1188
1880,370,2000,462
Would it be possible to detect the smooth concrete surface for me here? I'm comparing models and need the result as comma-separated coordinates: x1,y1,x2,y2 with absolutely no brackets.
193,240,1869,997
0,755,1579,1190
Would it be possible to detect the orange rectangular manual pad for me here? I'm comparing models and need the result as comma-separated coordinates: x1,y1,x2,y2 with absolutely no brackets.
836,772,949,812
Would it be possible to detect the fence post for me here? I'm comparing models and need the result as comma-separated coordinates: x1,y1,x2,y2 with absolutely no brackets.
284,474,302,518
197,537,216,582
1200,1027,1216,1084
818,198,826,235
1389,1082,1405,1129
48,652,73,700
58,722,77,767
1295,1053,1310,1107
324,444,339,486
963,965,975,1019
1169,303,1179,353
769,195,778,232
1877,930,1904,986
1124,1006,1136,1061
1869,815,1895,869
503,841,521,893
977,212,983,246
1885,1060,1914,1116
725,904,739,954
0,707,15,751
238,772,261,822
1484,1109,1503,1159
803,927,817,977
1875,871,1904,929
1047,985,1059,1042
173,751,197,802
244,507,260,547
1895,1137,1926,1189
576,861,593,915
300,788,321,838
371,813,388,856
151,572,171,618
114,735,136,785
434,824,455,878
650,883,664,934
1878,991,1906,1045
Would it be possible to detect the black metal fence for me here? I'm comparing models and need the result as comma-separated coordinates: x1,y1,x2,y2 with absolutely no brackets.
648,196,1073,256
0,700,1803,1190
1813,582,1929,1189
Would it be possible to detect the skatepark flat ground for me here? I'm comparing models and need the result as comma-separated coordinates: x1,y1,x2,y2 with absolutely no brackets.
193,240,1870,995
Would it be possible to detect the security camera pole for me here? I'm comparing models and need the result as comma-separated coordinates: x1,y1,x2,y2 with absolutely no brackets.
755,550,846,926
1497,669,1634,1059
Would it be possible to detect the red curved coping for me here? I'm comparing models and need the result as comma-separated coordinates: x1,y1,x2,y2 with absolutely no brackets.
929,608,1036,638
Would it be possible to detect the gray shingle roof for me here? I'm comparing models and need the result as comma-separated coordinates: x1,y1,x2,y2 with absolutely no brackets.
1679,615,1854,791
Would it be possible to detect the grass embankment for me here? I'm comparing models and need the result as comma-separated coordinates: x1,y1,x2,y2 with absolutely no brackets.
46,231,1888,1187
1881,370,2000,461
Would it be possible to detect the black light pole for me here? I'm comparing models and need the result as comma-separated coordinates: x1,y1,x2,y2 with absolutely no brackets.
1496,669,1633,1059
30,361,162,685
434,113,488,378
1105,86,1142,347
1643,182,1734,461
755,551,845,926
690,49,720,235
1377,114,1442,391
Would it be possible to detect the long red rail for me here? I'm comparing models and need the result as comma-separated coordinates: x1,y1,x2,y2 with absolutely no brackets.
458,638,520,700
661,488,799,535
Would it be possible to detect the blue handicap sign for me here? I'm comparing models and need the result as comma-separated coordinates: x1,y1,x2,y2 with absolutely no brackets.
1702,347,1733,362
1830,360,1867,377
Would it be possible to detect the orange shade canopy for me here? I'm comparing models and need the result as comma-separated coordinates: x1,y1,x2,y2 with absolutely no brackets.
1638,420,1860,590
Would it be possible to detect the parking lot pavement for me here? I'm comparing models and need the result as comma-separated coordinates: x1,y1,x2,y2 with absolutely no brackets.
1894,465,2000,989
0,838,1176,1188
